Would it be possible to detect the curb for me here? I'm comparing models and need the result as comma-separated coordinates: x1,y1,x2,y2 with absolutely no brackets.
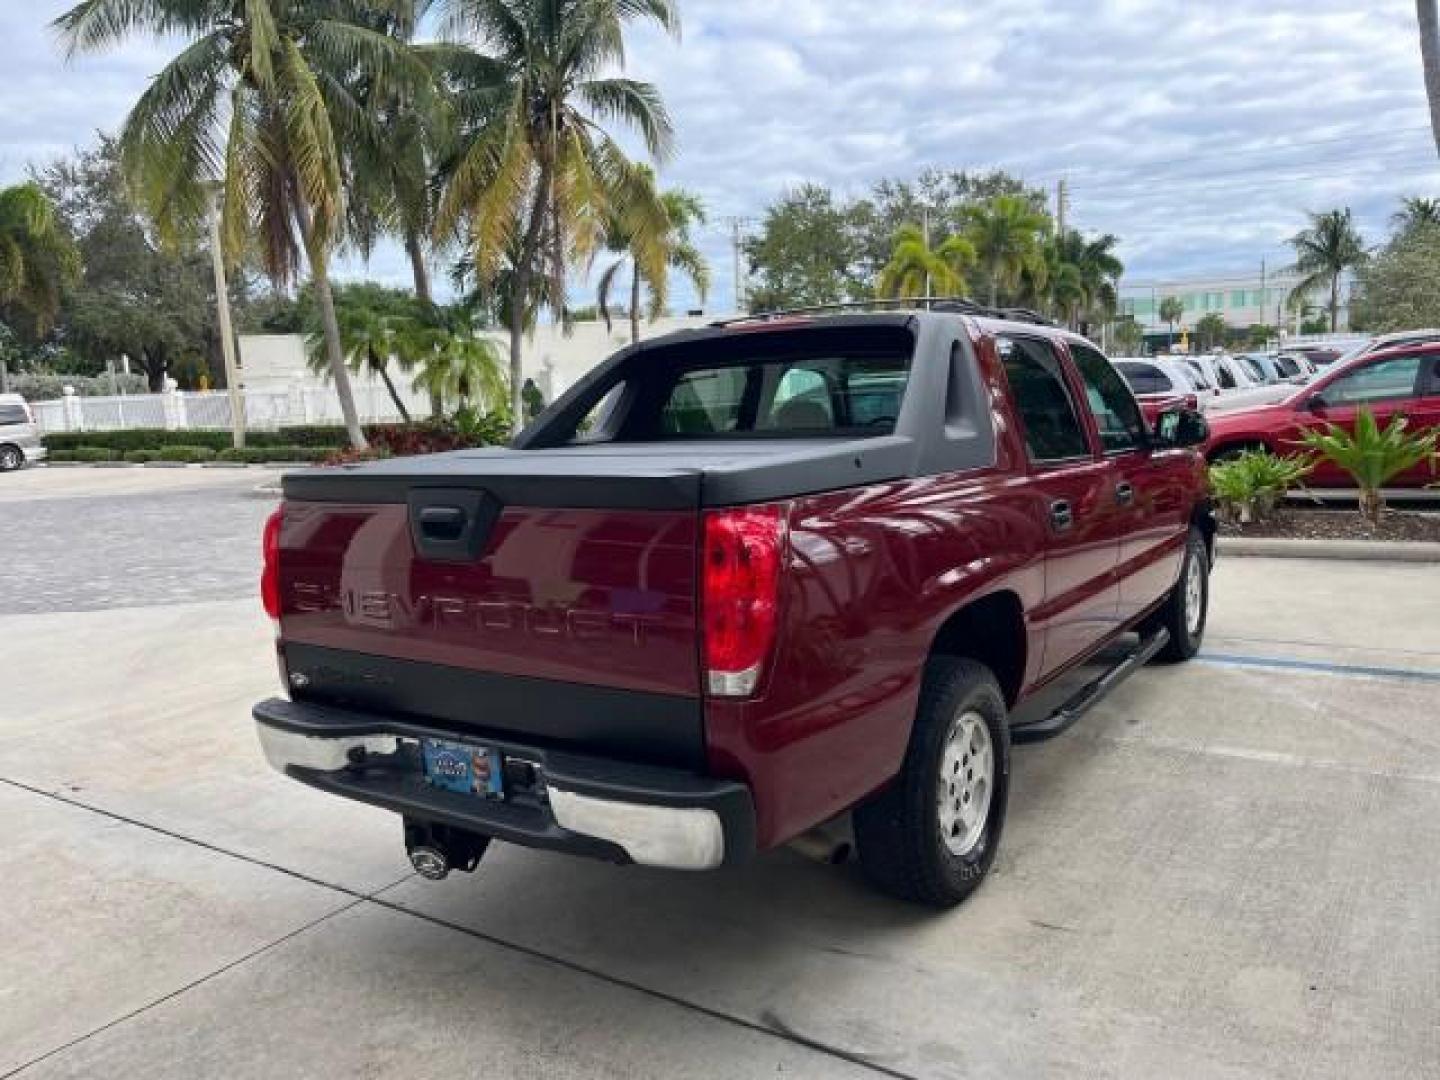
1218,536,1440,562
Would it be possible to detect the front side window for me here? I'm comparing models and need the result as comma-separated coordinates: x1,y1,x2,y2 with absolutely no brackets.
1069,343,1147,452
0,403,28,425
1319,355,1424,406
997,336,1090,462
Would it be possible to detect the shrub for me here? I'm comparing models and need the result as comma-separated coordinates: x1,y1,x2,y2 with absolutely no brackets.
55,446,119,462
1208,450,1312,524
155,445,217,463
123,450,155,464
1298,408,1438,524
8,373,149,400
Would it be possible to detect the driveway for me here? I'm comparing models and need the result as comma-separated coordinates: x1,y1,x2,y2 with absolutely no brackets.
2,468,1438,1079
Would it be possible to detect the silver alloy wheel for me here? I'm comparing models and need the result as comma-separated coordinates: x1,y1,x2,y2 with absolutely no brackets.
0,446,19,471
1184,552,1204,638
937,709,994,857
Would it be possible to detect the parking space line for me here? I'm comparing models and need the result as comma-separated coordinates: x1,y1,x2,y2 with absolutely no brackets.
1197,652,1440,683
0,776,918,1080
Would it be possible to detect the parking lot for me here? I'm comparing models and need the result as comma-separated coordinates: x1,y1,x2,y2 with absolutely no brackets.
3,468,1439,1079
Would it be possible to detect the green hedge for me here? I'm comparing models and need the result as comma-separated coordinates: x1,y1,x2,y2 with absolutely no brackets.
155,445,217,462
42,426,352,454
215,445,329,464
52,446,119,462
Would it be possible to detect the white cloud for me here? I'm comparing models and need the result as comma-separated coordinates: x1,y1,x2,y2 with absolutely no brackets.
4,0,1435,315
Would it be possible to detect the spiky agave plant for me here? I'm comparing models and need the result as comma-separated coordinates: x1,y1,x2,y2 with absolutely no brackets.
1298,408,1438,524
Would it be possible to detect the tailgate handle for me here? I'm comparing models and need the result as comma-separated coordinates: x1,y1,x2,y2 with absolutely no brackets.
418,505,466,540
407,488,500,562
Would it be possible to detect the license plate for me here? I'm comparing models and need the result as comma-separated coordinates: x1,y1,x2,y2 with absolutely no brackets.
421,738,504,798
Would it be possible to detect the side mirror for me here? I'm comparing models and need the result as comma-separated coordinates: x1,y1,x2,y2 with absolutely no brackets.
1155,407,1208,448
1303,394,1328,412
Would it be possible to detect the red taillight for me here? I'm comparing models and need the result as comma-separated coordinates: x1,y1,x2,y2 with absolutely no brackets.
261,507,283,620
702,505,787,697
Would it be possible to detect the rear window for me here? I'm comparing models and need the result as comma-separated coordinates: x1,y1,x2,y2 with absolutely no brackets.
570,325,915,443
0,403,29,425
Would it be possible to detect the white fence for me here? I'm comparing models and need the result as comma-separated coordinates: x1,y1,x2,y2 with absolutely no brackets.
33,383,431,435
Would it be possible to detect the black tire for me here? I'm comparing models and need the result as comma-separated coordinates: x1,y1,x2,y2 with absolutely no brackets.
1145,526,1209,662
0,445,22,472
853,658,1010,907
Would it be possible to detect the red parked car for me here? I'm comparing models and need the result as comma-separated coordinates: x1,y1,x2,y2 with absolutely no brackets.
1206,341,1440,486
254,302,1214,907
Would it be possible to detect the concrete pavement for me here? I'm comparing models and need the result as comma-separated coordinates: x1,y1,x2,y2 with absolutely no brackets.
2,469,1439,1078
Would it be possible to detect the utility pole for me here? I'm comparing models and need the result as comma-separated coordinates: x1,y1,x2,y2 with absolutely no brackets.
208,186,245,449
722,217,755,315
1259,258,1267,342
922,205,932,297
1055,177,1068,235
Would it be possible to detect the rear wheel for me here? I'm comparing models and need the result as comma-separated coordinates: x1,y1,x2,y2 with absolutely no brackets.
854,658,1010,907
1145,526,1209,662
0,445,22,472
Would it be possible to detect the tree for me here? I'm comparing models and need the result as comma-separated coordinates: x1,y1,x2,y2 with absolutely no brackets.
962,194,1051,307
1042,229,1123,329
1393,196,1440,235
1194,312,1228,352
1420,0,1440,161
742,183,867,310
435,0,677,428
1159,296,1185,346
54,0,420,449
1287,208,1367,333
1248,323,1277,347
1110,314,1144,355
412,314,508,416
33,137,245,390
305,285,429,421
0,183,80,346
1351,222,1440,331
876,224,975,299
597,176,710,343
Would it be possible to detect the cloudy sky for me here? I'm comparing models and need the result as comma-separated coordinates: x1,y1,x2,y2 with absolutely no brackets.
3,0,1436,313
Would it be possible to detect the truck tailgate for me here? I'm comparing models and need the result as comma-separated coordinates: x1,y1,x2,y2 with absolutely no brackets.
275,462,704,766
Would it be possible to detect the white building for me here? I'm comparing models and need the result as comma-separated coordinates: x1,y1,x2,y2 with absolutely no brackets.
238,314,715,407
1118,270,1355,334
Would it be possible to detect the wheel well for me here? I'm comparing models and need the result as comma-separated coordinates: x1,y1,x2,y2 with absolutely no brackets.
928,591,1027,707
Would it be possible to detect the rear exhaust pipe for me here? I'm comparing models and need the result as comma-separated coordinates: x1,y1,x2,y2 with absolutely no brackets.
404,818,491,881
787,817,854,865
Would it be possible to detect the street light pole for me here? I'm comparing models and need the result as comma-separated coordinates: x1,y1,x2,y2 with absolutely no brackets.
208,187,245,449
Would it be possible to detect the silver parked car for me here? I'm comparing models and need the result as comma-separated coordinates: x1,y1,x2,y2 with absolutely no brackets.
0,393,46,471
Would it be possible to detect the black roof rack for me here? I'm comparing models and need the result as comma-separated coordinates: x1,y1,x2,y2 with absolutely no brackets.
709,297,1059,329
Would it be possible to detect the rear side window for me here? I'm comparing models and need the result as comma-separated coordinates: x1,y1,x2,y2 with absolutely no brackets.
1274,355,1300,378
1321,354,1424,405
590,325,914,442
997,336,1090,462
0,403,28,425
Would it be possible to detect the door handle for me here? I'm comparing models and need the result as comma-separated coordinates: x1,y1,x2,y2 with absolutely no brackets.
1049,499,1074,532
1115,481,1135,507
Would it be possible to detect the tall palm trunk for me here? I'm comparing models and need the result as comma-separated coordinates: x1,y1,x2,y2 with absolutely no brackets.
988,271,998,308
405,228,442,418
1420,0,1440,160
509,172,552,434
629,261,641,344
295,197,367,450
1329,273,1340,333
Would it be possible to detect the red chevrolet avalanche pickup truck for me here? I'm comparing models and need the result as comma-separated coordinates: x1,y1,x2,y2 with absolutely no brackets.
254,303,1215,907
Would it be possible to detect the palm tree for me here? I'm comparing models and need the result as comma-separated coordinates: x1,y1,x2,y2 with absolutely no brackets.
1159,296,1184,347
963,194,1051,307
597,179,710,342
306,301,423,422
434,0,678,427
1046,230,1123,330
1420,0,1440,161
0,183,80,338
876,224,975,300
412,317,508,415
1393,195,1440,234
1288,208,1367,332
54,0,421,450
